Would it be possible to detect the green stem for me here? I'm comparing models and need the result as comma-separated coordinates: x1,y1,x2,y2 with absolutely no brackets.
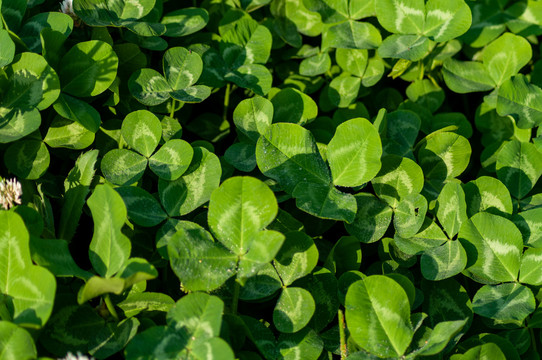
104,294,119,321
170,99,178,118
1,13,10,32
231,279,240,315
339,309,347,359
223,83,231,123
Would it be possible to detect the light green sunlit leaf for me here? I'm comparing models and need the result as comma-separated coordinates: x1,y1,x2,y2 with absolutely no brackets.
208,176,278,255
88,184,131,278
459,212,523,284
59,40,119,97
345,275,413,358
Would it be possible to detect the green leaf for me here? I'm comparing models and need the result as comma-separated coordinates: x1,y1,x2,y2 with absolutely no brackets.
4,139,50,180
513,208,542,247
303,0,348,23
292,182,357,222
167,292,223,339
0,211,56,328
121,110,162,158
118,258,158,289
115,186,167,227
40,28,68,69
418,132,471,180
271,2,319,38
372,155,424,208
74,0,156,24
324,236,361,277
519,248,542,285
459,212,523,284
124,21,166,37
378,34,431,61
43,116,95,150
300,52,331,76
345,275,413,358
0,109,41,144
237,230,284,282
149,139,193,180
296,267,340,332
442,59,495,93
38,304,105,356
59,40,119,97
233,96,273,143
437,182,468,238
423,0,472,42
256,122,331,193
224,64,272,96
376,0,425,34
273,287,315,333
413,319,468,356
30,237,93,279
335,48,368,77
224,142,257,172
101,149,147,186
53,93,101,133
77,276,126,304
345,193,392,243
394,193,428,238
349,0,375,19
463,176,513,217
322,20,382,50
421,240,468,280
473,283,535,324
271,88,318,126
88,184,131,278
208,176,278,255
169,84,211,103
362,55,385,87
0,321,37,359
89,318,139,359
393,218,447,255
421,277,472,329
19,12,73,52
483,33,532,86
240,263,282,300
496,139,542,199
278,328,323,360
219,13,272,67
128,68,171,106
327,74,361,107
406,79,445,113
1,52,60,111
161,8,209,37
497,75,542,129
274,231,318,286
0,29,15,67
124,326,183,359
163,47,202,90
59,150,99,241
158,147,221,216
460,343,507,360
118,292,175,318
168,225,237,292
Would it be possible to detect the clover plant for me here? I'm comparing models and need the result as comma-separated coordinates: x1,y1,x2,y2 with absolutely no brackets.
2,0,542,359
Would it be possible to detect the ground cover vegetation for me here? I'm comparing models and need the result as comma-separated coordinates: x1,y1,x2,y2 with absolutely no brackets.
2,0,542,358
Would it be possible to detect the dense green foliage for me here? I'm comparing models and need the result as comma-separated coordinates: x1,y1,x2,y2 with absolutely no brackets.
2,0,542,359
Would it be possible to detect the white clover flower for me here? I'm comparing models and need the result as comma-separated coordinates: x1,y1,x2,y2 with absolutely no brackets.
0,178,22,210
59,352,95,360
60,0,75,17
